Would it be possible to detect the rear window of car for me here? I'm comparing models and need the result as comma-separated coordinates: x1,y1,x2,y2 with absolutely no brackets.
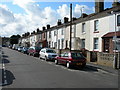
46,50,56,53
71,53,85,58
35,47,41,50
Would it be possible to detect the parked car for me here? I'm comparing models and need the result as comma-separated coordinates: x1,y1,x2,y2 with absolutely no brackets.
17,46,23,52
8,45,12,49
28,46,42,57
39,48,57,61
21,47,28,54
55,52,86,68
12,44,19,50
0,45,2,49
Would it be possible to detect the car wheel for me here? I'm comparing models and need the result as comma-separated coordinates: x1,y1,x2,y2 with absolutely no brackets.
55,60,58,64
66,62,70,68
81,63,86,68
33,53,35,57
29,53,31,56
39,55,42,59
45,56,48,61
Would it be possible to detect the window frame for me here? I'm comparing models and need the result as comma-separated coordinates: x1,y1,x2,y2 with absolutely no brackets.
117,15,120,26
94,38,99,50
81,39,85,48
82,23,85,33
61,29,64,35
94,20,99,32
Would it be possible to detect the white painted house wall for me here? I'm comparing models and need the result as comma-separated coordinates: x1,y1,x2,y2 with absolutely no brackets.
51,29,57,48
57,28,65,49
30,35,37,46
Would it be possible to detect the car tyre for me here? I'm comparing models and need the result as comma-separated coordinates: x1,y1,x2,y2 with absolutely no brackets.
55,60,58,64
66,62,70,68
39,55,42,59
29,53,31,56
45,56,48,61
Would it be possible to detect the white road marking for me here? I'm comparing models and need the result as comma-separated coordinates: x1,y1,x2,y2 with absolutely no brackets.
2,56,8,85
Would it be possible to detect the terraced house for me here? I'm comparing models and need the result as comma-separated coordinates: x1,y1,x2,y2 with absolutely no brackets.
19,1,120,54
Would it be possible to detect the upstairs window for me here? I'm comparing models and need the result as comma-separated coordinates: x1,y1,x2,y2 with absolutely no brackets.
49,31,51,38
117,15,120,26
61,29,64,35
44,33,45,38
82,23,85,33
94,20,99,32
54,31,56,36
61,39,64,49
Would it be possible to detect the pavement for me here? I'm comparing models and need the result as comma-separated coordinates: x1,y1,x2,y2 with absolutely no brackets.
87,62,118,75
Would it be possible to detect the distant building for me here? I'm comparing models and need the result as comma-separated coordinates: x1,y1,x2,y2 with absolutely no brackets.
2,37,10,47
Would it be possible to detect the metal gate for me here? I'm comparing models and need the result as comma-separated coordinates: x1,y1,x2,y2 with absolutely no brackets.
90,51,97,62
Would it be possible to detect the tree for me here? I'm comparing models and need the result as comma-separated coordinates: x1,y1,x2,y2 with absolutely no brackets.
10,34,21,45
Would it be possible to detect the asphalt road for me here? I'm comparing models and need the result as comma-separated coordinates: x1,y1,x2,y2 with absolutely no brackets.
1,47,118,88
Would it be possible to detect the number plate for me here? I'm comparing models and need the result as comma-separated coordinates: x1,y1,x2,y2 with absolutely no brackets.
76,63,82,65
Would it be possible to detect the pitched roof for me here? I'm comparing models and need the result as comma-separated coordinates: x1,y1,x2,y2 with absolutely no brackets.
102,31,120,38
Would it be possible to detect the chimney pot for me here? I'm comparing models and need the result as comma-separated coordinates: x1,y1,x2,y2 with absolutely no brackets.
37,28,39,33
64,17,69,23
57,19,62,25
112,0,120,7
72,17,77,21
47,24,50,29
81,13,88,18
42,26,46,31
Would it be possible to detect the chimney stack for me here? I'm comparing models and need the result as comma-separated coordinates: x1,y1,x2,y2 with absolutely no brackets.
81,13,88,18
47,24,50,29
33,31,35,34
95,0,104,13
37,28,39,33
57,19,62,25
72,17,77,21
64,17,69,23
112,0,120,7
42,26,46,31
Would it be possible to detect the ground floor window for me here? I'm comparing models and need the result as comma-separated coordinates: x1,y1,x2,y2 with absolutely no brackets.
81,39,85,48
94,38,98,50
58,40,60,49
61,39,64,49
66,40,68,49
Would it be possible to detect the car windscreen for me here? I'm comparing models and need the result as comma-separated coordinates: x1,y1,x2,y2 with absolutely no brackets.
46,50,56,53
71,53,85,59
35,47,42,50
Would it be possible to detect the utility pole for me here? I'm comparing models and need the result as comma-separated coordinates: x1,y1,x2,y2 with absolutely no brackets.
70,3,72,52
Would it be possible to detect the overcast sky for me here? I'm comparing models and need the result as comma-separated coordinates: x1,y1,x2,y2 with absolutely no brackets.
0,0,113,37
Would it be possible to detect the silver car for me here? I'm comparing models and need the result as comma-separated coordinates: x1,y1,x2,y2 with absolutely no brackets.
39,48,57,61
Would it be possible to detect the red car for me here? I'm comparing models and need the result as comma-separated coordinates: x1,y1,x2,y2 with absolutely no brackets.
55,52,86,68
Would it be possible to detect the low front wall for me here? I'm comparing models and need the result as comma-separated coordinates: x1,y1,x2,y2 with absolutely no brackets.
87,51,120,69
97,52,114,67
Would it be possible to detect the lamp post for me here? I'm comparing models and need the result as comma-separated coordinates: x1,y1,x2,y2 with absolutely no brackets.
70,4,72,51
